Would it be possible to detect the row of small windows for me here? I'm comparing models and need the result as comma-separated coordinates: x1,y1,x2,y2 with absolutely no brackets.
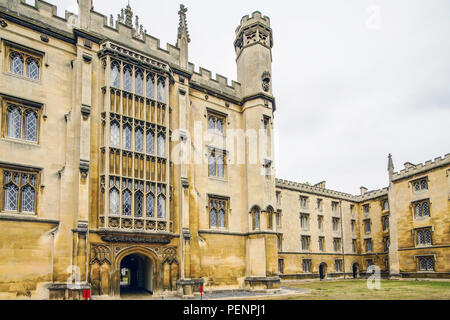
4,104,38,142
2,170,37,214
110,62,165,102
296,196,389,214
108,177,166,219
110,122,165,157
9,50,40,80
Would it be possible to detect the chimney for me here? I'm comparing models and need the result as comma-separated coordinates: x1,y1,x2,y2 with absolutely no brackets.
360,186,368,195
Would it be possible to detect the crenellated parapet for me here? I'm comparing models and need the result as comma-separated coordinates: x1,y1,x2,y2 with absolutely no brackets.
235,11,273,57
276,179,359,202
391,153,450,182
358,187,389,201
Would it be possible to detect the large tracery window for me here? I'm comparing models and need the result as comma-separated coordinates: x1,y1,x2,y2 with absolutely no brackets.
102,55,169,231
2,169,38,214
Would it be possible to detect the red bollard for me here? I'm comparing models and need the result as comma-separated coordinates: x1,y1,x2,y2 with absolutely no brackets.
200,285,203,300
82,289,91,300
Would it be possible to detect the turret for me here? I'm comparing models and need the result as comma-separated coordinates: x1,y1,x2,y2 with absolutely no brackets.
234,11,274,98
77,0,92,29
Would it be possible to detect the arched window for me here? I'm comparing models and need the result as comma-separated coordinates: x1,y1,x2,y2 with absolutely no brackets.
111,62,120,88
134,191,143,217
26,57,39,80
4,183,19,211
24,110,37,142
7,106,22,139
422,202,430,217
267,207,274,230
123,66,132,92
157,133,165,157
122,189,132,216
217,154,224,178
415,203,422,217
208,151,216,177
110,122,120,147
146,74,154,99
135,128,143,152
21,185,35,213
146,130,154,154
109,188,119,215
251,206,260,230
135,71,143,95
146,192,155,218
158,194,166,218
10,52,24,75
208,116,215,131
210,207,217,228
123,124,132,150
382,200,389,211
216,118,223,134
218,207,225,228
157,78,165,102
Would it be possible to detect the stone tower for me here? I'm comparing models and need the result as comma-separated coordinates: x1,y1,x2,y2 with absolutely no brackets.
235,12,279,283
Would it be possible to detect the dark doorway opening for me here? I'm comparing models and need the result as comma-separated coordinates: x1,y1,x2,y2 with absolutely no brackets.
352,263,359,279
120,253,153,297
319,263,327,280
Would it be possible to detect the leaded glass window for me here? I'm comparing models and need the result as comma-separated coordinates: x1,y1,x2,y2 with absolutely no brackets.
123,125,132,150
122,189,132,216
146,193,155,218
7,106,21,139
415,201,431,218
111,62,120,88
302,260,311,273
26,57,39,80
3,170,38,213
422,202,430,217
217,154,224,178
413,179,428,192
146,130,154,154
207,113,225,135
146,75,154,99
252,207,260,230
134,191,143,217
24,110,37,142
21,185,35,212
10,52,24,75
419,257,434,271
135,71,143,95
135,128,143,152
4,183,19,211
208,152,216,177
157,194,166,218
110,122,120,147
123,66,132,92
157,79,165,102
210,208,217,228
157,133,165,157
417,229,432,246
109,188,119,215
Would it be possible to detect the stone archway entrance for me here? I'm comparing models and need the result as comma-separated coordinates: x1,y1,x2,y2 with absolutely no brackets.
120,253,153,297
352,263,359,279
319,263,327,280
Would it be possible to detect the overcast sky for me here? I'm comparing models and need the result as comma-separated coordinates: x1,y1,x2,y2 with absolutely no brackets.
41,0,450,194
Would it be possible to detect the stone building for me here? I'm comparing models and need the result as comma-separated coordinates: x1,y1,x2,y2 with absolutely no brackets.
0,0,448,299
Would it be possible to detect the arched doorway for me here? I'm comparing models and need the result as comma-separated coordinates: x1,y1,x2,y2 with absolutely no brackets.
319,263,327,280
119,253,154,297
352,263,359,279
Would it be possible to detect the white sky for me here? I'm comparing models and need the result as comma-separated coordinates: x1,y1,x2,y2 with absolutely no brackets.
37,0,450,194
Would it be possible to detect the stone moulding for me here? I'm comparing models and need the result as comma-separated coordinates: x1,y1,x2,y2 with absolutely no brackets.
100,235,172,244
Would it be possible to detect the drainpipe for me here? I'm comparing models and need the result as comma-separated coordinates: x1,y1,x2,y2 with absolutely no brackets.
339,200,346,279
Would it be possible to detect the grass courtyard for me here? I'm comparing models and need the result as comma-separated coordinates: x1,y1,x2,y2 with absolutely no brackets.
267,280,450,300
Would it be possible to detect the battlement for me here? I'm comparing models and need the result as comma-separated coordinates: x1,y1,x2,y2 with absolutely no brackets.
276,179,359,202
236,11,271,34
392,153,450,182
189,64,242,100
358,187,389,201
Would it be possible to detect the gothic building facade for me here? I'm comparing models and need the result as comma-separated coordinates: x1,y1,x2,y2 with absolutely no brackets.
0,0,448,299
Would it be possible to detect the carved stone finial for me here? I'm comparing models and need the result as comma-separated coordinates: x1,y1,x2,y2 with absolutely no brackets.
177,4,191,43
110,14,113,27
125,4,133,26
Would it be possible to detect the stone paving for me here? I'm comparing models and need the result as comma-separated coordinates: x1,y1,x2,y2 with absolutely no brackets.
93,286,310,300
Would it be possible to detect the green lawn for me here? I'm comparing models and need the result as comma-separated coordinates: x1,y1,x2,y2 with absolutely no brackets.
270,280,450,300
